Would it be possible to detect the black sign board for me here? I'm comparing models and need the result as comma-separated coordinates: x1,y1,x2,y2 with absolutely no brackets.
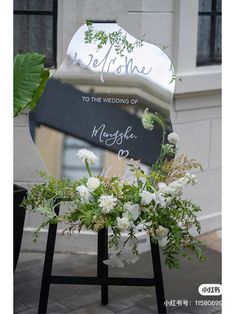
30,78,173,166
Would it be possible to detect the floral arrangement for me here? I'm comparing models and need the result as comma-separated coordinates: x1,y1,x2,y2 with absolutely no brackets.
23,109,205,269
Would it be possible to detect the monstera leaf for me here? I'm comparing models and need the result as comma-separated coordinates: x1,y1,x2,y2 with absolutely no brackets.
14,53,49,117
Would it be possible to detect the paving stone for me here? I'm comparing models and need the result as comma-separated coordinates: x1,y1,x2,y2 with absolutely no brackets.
189,304,222,314
79,303,115,314
69,308,91,314
14,279,41,299
17,301,72,313
212,310,222,314
15,291,40,309
36,253,96,276
14,247,221,314
14,300,29,313
47,285,89,303
45,301,72,313
168,308,194,314
58,290,99,309
106,287,153,312
108,285,135,299
16,255,43,272
14,268,41,284
118,306,154,313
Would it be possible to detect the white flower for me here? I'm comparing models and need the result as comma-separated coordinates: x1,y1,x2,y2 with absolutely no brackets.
98,195,117,213
158,182,170,194
120,247,140,264
134,223,145,231
152,225,169,241
87,177,100,191
155,192,167,208
124,202,140,220
184,172,197,185
141,190,155,205
76,148,98,165
167,132,179,145
76,185,91,203
141,108,155,131
177,177,188,187
135,221,152,231
164,196,173,206
168,180,184,196
103,254,124,268
117,216,130,231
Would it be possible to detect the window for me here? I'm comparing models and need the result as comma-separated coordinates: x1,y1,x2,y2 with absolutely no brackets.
14,0,57,67
197,0,221,66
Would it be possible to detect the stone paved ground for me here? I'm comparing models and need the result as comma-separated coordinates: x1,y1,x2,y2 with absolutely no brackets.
14,243,221,314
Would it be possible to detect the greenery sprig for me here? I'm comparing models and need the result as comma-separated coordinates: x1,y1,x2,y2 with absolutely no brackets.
84,20,143,57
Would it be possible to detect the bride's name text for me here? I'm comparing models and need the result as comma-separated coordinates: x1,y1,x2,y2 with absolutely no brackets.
91,124,137,147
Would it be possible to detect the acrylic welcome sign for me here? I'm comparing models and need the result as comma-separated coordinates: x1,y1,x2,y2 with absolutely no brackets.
54,22,175,117
31,22,176,180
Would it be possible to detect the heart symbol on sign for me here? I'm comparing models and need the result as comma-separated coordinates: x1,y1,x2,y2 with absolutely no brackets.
118,149,129,160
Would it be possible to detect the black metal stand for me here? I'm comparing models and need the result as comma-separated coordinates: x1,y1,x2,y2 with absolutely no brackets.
38,205,166,313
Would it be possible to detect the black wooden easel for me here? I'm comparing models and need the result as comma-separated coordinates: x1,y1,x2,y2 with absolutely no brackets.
30,78,171,313
38,206,166,314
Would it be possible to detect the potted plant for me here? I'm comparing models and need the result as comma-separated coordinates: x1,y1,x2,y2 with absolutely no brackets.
14,184,27,270
14,52,49,270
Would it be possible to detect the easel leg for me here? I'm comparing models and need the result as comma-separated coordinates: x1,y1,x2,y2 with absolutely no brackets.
97,228,109,305
38,206,60,314
150,240,167,314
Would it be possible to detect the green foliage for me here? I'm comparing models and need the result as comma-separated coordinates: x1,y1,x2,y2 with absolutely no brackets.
84,20,143,57
14,53,49,117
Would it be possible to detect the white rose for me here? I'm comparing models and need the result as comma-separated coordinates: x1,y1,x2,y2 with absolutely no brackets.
76,185,91,203
167,132,179,145
117,217,130,231
76,148,98,165
87,177,100,191
124,202,140,220
98,195,117,213
141,190,155,205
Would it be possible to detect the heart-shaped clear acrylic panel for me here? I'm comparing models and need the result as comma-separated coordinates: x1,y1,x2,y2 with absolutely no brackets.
29,22,175,180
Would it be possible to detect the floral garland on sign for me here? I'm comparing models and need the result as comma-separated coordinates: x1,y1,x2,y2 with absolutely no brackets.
23,109,205,269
